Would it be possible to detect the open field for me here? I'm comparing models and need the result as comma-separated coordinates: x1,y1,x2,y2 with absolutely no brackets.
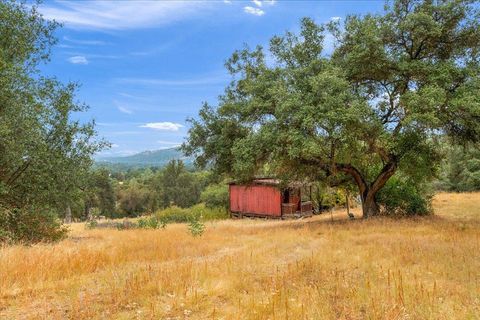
1,193,479,319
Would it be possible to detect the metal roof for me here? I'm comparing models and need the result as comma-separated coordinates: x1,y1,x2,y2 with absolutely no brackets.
229,178,308,188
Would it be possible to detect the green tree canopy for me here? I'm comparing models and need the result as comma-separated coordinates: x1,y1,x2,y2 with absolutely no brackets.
184,0,480,218
0,1,106,217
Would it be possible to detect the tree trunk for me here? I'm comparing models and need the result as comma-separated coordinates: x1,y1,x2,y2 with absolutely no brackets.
361,191,380,218
65,206,72,224
336,160,397,219
360,160,397,218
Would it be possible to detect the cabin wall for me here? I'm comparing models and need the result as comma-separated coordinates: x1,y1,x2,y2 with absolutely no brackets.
229,185,282,217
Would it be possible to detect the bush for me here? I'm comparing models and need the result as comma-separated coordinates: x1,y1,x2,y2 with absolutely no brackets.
0,206,68,244
85,220,98,229
200,184,229,209
155,205,192,223
137,215,166,229
377,177,432,216
312,186,347,211
154,204,229,224
188,215,205,237
190,203,229,221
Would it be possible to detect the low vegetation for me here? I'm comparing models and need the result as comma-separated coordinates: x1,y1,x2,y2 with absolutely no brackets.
0,192,478,319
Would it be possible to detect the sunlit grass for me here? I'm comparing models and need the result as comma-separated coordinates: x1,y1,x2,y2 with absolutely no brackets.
1,193,479,319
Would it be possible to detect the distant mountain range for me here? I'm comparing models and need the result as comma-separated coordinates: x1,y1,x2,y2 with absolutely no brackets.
96,147,194,170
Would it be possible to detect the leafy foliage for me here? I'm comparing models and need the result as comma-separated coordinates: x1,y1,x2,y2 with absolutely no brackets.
154,204,228,224
436,144,480,192
114,160,208,217
188,216,205,237
0,1,106,242
0,206,68,244
377,176,432,216
184,1,480,217
200,183,229,209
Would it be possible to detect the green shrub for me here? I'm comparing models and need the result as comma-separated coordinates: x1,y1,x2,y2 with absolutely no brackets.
377,177,432,216
190,204,229,221
138,215,166,229
85,220,98,229
312,186,347,211
188,215,205,237
200,184,229,209
154,204,229,224
0,206,68,244
155,205,191,223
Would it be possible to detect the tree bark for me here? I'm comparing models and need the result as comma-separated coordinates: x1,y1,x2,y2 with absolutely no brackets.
361,190,380,218
359,160,397,218
302,157,397,218
65,206,72,224
337,160,397,219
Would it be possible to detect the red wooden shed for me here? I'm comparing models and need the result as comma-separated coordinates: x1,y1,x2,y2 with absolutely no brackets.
229,178,313,219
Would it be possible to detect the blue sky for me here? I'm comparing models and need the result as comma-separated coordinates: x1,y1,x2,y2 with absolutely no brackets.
38,0,384,157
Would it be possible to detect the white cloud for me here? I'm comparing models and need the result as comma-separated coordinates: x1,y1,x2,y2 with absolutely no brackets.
252,0,262,7
140,122,184,131
67,55,88,64
111,144,120,148
223,0,232,3
265,0,276,5
117,106,133,114
63,36,109,45
330,16,341,22
57,44,76,49
39,1,212,30
244,6,265,16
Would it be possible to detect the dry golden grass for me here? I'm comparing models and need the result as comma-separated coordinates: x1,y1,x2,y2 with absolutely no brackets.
1,192,479,319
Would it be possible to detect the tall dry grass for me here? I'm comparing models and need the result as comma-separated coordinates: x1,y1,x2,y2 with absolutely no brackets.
1,192,479,319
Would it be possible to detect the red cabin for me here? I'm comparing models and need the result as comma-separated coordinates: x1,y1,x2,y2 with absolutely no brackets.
229,178,313,219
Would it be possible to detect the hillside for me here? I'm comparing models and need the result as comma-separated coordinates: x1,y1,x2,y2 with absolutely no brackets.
96,147,194,169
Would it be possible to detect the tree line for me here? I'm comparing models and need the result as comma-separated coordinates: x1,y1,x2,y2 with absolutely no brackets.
82,160,228,220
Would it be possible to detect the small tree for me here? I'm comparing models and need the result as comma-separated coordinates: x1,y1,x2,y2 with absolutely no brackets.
184,0,480,218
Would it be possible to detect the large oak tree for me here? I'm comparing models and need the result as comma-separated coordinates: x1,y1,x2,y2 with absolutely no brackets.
184,0,480,218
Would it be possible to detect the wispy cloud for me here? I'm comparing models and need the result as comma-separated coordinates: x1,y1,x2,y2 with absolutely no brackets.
118,92,139,99
140,122,184,131
57,44,76,49
40,1,212,30
64,36,109,46
62,51,121,60
129,41,177,57
244,6,265,16
330,16,341,22
67,55,88,64
117,106,133,114
252,0,262,7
